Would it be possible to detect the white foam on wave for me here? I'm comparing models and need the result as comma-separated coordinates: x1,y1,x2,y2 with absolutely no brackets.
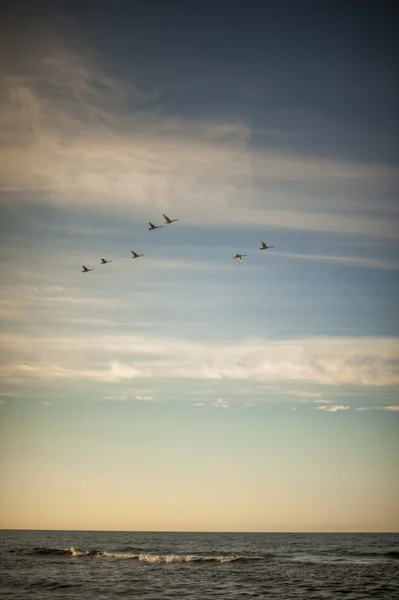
69,547,90,557
139,554,198,564
137,554,253,564
65,548,261,563
102,552,139,559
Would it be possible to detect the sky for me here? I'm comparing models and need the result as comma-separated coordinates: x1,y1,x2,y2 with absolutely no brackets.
0,0,398,532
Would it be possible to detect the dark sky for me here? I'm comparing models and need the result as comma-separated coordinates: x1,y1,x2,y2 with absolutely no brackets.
2,0,397,166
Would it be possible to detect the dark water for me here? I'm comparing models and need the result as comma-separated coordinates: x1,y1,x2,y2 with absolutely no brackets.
1,530,398,599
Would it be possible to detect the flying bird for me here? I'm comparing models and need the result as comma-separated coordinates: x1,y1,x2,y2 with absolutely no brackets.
131,250,144,258
149,222,163,230
162,213,179,224
260,241,274,250
100,258,112,264
82,265,94,272
233,254,246,262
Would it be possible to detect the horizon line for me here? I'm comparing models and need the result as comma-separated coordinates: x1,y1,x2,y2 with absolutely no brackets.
1,528,398,535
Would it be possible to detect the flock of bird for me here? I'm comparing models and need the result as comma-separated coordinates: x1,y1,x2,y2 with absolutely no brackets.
81,213,274,272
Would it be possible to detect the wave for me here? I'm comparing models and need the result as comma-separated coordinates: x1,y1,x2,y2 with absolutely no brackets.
21,547,264,563
25,547,102,558
288,550,399,564
135,554,262,564
29,580,80,591
323,549,399,561
355,550,399,560
15,546,399,563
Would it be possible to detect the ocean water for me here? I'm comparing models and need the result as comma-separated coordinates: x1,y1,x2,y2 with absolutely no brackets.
0,530,398,599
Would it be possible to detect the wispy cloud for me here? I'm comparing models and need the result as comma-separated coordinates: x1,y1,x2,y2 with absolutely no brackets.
0,283,125,324
1,35,397,239
214,398,229,408
257,387,331,404
273,251,399,271
355,405,399,412
135,395,154,402
144,257,233,272
269,389,326,400
315,404,350,412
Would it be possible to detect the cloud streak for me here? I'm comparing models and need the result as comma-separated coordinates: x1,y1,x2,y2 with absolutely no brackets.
355,406,399,412
315,404,350,412
273,252,399,271
0,332,398,388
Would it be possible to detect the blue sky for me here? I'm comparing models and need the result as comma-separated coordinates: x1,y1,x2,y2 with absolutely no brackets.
0,0,398,531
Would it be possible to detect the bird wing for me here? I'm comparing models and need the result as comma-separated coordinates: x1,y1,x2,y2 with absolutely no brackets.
162,213,171,223
237,256,242,262
149,222,155,228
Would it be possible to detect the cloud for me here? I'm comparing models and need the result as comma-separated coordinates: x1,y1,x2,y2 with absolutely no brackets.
290,391,324,399
355,405,399,412
273,252,399,271
104,395,128,401
192,402,205,407
259,387,331,404
214,398,229,408
0,333,398,388
40,400,52,406
270,389,326,400
0,33,397,239
44,224,120,237
135,395,154,402
315,404,350,412
0,283,126,325
144,257,232,272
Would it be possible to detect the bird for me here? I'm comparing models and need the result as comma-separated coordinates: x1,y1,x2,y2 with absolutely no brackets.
149,221,163,230
233,254,246,262
260,241,274,250
162,213,179,224
131,250,144,258
82,265,94,272
100,258,112,264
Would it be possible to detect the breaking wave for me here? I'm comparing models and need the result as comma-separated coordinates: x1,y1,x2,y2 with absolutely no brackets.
21,547,264,563
14,546,399,563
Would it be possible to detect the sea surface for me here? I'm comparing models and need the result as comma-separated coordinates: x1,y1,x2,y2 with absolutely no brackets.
0,530,398,599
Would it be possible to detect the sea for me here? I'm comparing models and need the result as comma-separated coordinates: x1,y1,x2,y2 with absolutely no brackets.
0,530,398,599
